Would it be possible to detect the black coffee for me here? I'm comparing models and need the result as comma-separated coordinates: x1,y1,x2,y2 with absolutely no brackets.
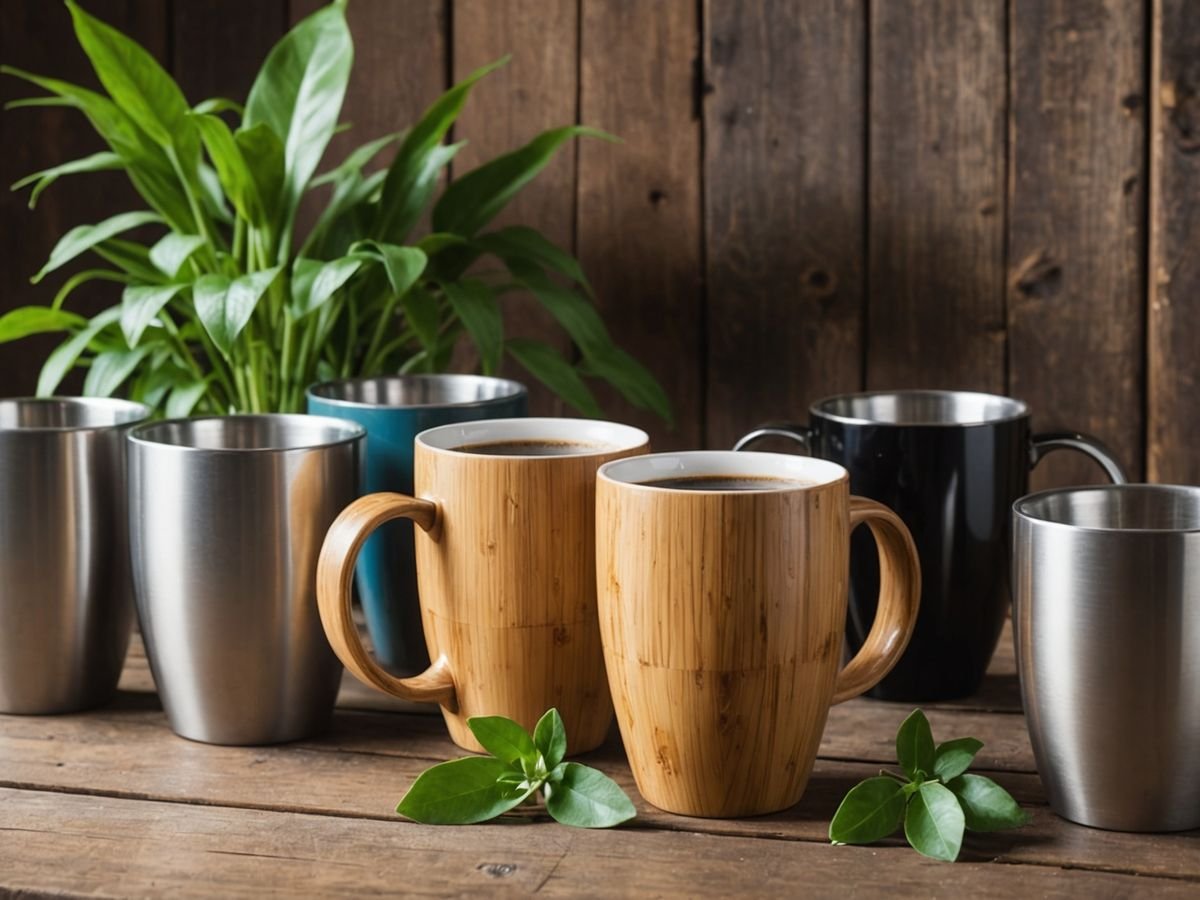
458,439,600,456
641,475,807,491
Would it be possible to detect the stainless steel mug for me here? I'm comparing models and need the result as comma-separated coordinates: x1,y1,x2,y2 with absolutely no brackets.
0,397,149,713
306,375,527,676
128,415,364,745
736,390,1128,701
1014,484,1200,832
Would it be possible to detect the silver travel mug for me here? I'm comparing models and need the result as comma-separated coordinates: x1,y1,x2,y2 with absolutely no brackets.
0,397,149,713
1014,484,1200,832
128,415,364,745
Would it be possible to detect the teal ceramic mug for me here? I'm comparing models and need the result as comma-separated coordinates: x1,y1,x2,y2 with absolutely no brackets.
307,375,527,675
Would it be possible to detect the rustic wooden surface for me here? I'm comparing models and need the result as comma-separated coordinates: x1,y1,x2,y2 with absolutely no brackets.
1,621,1197,896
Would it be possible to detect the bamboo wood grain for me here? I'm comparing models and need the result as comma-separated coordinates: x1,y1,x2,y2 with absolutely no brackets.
317,436,647,754
596,476,920,817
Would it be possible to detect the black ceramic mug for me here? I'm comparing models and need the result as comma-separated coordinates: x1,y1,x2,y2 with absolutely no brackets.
735,390,1127,701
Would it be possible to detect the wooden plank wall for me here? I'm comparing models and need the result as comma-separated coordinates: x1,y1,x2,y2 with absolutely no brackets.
1,0,1196,482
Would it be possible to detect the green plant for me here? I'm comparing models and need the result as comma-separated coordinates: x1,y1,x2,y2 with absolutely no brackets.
0,0,669,421
397,708,636,828
828,709,1029,862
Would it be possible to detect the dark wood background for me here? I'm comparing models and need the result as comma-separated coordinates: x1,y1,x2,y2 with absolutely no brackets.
1,0,1196,488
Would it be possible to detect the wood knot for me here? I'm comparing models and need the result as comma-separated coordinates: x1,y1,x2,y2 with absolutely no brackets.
552,625,570,646
477,863,518,878
1012,252,1063,300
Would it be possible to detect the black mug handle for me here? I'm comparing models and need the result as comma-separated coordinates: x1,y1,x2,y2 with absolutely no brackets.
1030,431,1128,484
733,422,813,453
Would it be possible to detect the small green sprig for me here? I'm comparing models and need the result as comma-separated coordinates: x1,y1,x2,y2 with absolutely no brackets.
397,708,636,829
829,709,1030,862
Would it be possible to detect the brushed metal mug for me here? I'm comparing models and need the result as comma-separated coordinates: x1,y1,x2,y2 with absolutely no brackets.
0,397,149,714
735,389,1128,700
128,415,364,745
1014,484,1200,832
306,375,528,676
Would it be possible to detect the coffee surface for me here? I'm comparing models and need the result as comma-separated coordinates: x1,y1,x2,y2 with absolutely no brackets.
457,439,600,456
640,474,807,491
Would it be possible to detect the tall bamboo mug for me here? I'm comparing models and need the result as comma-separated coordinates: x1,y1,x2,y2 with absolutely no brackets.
317,418,649,753
596,451,922,817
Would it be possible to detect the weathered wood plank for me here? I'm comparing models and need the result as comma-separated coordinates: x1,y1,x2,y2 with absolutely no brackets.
577,0,703,449
452,0,577,417
172,0,285,105
1147,0,1200,483
1008,0,1147,487
866,0,1007,392
704,0,866,450
0,0,167,395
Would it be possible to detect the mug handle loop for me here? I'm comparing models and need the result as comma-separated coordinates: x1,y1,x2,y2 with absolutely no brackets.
832,497,922,704
1030,431,1128,484
317,492,458,711
732,422,812,452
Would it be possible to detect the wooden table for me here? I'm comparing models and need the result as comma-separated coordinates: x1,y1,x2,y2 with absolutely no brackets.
1,623,1197,898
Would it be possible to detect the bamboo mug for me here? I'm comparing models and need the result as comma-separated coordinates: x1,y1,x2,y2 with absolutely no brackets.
317,418,649,753
596,451,922,817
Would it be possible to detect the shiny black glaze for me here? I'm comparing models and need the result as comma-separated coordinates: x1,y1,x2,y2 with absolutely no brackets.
811,412,1030,701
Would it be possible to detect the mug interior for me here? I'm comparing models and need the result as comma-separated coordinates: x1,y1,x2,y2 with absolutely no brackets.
1016,485,1200,532
130,414,363,452
600,450,847,491
417,417,648,456
0,397,148,430
308,374,525,408
813,390,1027,426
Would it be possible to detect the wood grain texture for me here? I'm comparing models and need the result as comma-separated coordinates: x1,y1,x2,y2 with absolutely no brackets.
704,0,866,449
172,0,285,105
867,0,1007,392
0,1,167,395
1008,0,1147,487
596,473,919,816
453,0,577,417
318,426,648,754
577,0,703,449
1147,0,1200,483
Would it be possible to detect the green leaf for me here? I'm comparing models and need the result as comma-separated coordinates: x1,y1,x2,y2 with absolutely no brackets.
166,377,210,417
373,56,509,243
828,777,908,846
933,738,984,783
149,233,205,278
50,269,131,311
11,151,122,209
311,131,403,187
433,126,616,238
195,268,280,355
349,242,427,297
946,774,1030,832
0,307,86,344
441,279,502,375
120,283,187,346
533,708,568,772
192,97,243,117
904,782,965,862
192,113,265,226
94,238,170,284
34,211,163,283
66,0,191,150
235,122,286,226
83,344,153,397
401,284,440,352
543,763,636,829
244,1,353,219
466,716,538,769
290,257,362,318
505,339,601,417
896,709,937,782
396,756,531,825
37,306,122,397
475,226,591,294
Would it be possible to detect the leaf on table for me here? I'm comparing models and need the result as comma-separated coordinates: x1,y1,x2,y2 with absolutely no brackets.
828,776,908,846
946,774,1030,832
896,708,937,782
932,737,984,783
543,763,636,829
466,716,537,769
396,756,532,825
533,708,568,772
904,782,965,862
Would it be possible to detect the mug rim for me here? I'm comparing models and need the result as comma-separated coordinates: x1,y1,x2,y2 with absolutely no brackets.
416,417,648,459
128,413,365,454
599,450,849,494
1014,483,1200,535
810,389,1030,428
305,374,527,410
0,396,150,433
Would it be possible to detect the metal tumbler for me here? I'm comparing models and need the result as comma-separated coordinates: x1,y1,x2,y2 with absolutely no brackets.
0,397,149,713
1014,484,1200,832
128,415,364,745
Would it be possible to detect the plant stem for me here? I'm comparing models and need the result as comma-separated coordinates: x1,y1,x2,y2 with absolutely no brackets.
362,289,401,374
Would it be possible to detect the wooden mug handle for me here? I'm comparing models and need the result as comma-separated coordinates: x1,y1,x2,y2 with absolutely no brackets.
316,492,457,711
831,496,922,704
